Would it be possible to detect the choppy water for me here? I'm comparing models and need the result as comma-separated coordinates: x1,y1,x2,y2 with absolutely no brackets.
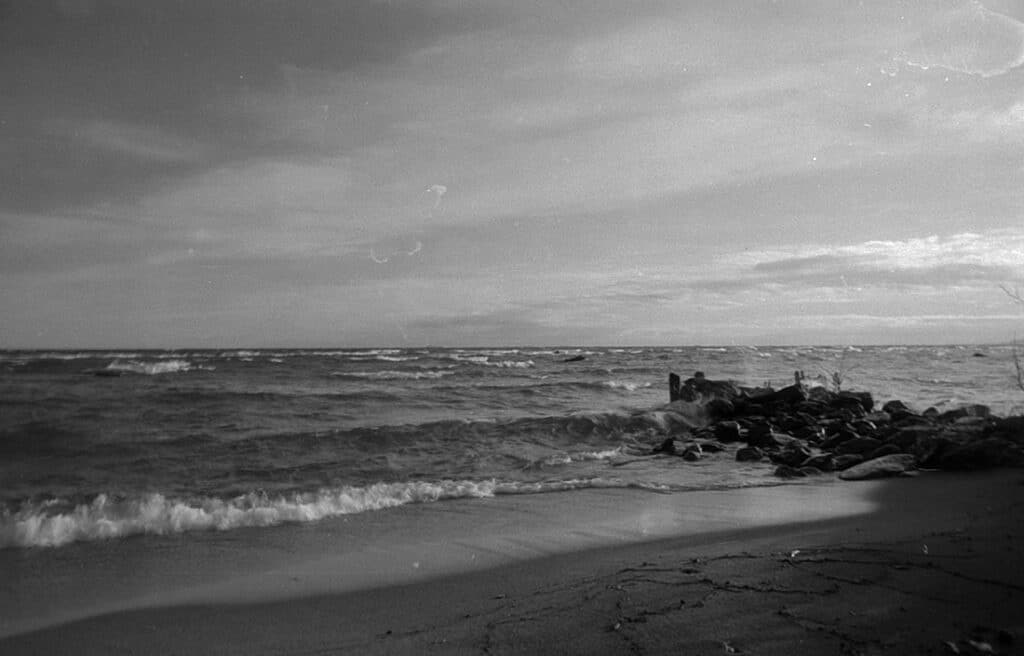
2,345,1021,548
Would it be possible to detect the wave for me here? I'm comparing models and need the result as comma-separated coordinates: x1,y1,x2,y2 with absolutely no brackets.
104,359,208,375
330,369,456,380
602,380,652,392
446,354,535,368
1,477,669,548
536,447,624,467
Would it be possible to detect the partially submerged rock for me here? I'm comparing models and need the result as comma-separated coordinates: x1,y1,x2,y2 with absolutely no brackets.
838,454,917,480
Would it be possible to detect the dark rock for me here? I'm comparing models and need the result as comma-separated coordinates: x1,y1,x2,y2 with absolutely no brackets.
939,404,991,422
774,464,806,478
838,454,917,480
746,422,777,448
695,440,728,453
882,400,910,414
714,421,743,443
747,384,807,408
799,466,823,476
850,419,878,436
681,446,702,462
652,437,679,455
704,398,736,420
767,432,801,448
838,390,874,413
820,419,846,436
835,436,883,455
923,407,940,420
736,446,765,462
807,387,836,405
991,416,1024,444
890,409,923,423
913,434,957,467
93,369,124,377
562,355,586,363
669,372,681,402
890,425,938,451
935,438,1024,470
775,413,806,433
865,443,903,460
864,411,891,425
796,400,829,416
794,425,825,443
771,443,814,467
820,427,859,450
678,372,742,403
801,454,835,472
832,454,865,470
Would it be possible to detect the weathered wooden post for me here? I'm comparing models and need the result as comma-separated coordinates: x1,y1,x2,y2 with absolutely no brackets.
669,372,681,402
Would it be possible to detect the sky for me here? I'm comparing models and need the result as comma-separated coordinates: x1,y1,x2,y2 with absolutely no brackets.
2,0,1024,348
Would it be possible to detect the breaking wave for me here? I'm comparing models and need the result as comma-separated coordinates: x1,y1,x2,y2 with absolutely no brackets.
602,380,652,392
331,369,456,380
104,359,208,375
1,478,669,549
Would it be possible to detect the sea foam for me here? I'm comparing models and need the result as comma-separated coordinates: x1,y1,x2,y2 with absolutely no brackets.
105,359,204,375
0,478,665,549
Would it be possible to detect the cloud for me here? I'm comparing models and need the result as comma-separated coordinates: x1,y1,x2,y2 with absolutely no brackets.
899,1,1024,78
709,230,1024,291
48,119,210,163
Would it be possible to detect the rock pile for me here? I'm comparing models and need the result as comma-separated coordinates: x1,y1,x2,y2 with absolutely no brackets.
656,371,1024,480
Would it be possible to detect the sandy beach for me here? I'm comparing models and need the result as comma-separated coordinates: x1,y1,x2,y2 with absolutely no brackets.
3,469,1022,655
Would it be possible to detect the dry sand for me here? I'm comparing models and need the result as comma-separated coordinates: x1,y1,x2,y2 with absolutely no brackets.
2,470,1023,655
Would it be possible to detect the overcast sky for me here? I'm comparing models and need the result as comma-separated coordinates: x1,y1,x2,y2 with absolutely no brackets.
2,0,1024,347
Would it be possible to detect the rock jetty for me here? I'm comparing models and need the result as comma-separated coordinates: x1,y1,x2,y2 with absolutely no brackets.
657,371,1024,479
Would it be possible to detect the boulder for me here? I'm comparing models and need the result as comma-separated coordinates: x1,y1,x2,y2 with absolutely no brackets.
882,400,910,414
746,422,777,448
704,398,736,420
838,454,917,480
806,387,836,405
991,416,1024,444
838,391,874,413
652,437,679,455
801,453,835,472
677,372,742,403
681,446,703,462
695,440,728,453
832,454,866,471
835,436,883,456
865,443,903,460
820,427,859,450
890,409,923,424
850,419,878,436
736,446,765,462
940,404,991,422
771,443,814,468
890,425,938,450
913,434,957,467
794,425,825,443
934,438,1024,470
713,421,743,443
774,464,806,478
747,384,808,408
864,411,892,425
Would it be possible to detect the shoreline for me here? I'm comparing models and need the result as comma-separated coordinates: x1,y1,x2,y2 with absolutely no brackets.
4,470,1023,654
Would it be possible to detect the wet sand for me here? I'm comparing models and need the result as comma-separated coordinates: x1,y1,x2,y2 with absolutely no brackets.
2,470,1023,655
